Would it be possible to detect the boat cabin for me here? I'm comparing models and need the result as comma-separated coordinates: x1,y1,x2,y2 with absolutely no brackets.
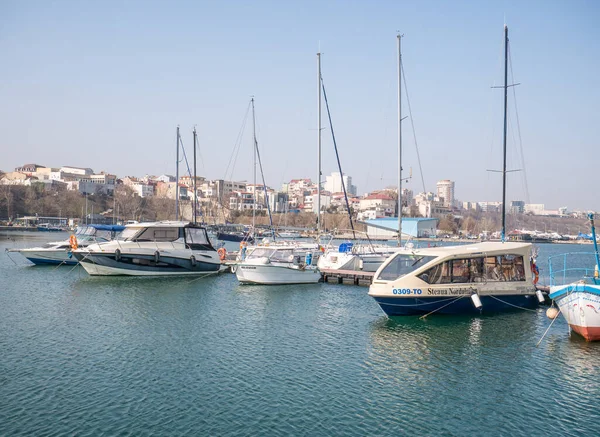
118,221,215,251
373,242,532,285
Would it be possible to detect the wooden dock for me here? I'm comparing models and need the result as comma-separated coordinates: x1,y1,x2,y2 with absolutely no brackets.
320,268,375,286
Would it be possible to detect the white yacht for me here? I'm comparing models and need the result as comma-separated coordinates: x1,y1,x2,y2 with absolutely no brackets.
368,242,540,316
8,224,125,265
73,221,221,276
235,241,322,285
318,238,409,273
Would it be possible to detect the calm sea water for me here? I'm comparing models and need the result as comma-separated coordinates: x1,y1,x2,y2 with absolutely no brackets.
1,232,599,436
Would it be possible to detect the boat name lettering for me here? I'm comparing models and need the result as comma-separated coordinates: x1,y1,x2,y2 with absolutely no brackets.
427,287,477,296
392,288,422,295
241,266,257,270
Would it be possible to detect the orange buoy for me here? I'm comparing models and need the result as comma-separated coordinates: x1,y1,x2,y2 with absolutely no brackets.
69,235,78,250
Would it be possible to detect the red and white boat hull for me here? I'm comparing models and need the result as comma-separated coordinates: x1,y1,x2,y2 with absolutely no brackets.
549,283,600,341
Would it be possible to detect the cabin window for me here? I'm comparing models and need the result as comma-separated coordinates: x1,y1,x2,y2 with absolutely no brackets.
484,255,525,282
376,255,437,281
419,257,499,284
185,228,210,245
270,249,295,263
135,227,180,242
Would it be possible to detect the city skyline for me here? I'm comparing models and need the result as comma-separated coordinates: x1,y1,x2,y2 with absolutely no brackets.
1,1,598,210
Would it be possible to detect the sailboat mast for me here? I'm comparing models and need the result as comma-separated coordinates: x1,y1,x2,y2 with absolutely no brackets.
193,126,197,224
397,34,403,246
501,25,508,242
317,52,322,235
251,97,257,231
176,126,180,220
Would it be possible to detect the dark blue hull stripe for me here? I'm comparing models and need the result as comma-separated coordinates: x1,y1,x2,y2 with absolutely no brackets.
372,295,539,316
26,257,78,266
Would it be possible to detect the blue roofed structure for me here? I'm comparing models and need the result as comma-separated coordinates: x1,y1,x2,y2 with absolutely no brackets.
359,217,438,239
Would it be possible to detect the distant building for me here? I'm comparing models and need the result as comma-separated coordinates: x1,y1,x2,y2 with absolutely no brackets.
324,172,357,196
510,200,525,214
436,180,455,207
525,204,545,215
60,166,93,176
15,164,45,175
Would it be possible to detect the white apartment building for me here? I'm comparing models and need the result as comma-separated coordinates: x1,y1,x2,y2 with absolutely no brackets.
436,180,455,207
324,172,357,196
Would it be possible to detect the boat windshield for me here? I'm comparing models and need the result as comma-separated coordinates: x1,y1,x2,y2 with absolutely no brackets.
118,228,142,241
376,254,437,281
247,248,277,259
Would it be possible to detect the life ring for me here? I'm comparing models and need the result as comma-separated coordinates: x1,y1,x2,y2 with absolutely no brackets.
69,235,78,250
218,247,227,261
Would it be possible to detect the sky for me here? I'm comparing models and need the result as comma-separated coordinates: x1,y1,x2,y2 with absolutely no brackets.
1,0,598,210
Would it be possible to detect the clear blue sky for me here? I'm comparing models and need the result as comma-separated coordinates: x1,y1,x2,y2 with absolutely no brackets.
1,0,598,210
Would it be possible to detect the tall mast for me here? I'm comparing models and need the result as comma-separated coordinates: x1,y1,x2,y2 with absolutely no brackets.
175,126,180,220
251,97,257,231
193,126,197,224
397,34,403,246
317,52,322,235
501,25,508,242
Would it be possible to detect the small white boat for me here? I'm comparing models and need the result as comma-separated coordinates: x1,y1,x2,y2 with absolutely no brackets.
318,232,411,273
73,221,221,276
235,241,322,285
8,224,125,265
548,213,600,341
368,241,540,316
277,230,301,239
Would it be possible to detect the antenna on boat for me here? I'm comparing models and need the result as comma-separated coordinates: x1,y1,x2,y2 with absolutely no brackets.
590,213,600,281
397,32,404,247
251,96,257,234
490,25,520,242
176,126,180,220
317,51,322,236
250,97,275,240
193,126,197,225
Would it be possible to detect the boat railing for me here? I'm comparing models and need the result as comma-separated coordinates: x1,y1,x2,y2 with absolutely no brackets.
548,252,599,286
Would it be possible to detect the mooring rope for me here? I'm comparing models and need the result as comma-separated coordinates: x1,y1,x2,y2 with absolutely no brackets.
536,306,562,347
488,295,538,312
419,296,465,320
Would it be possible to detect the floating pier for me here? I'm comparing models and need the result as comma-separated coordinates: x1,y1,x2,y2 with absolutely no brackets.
320,268,375,286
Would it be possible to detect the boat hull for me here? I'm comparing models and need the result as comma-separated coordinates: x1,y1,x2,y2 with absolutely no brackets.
217,232,254,244
13,249,77,265
372,294,539,316
549,283,600,341
236,264,321,285
74,251,220,276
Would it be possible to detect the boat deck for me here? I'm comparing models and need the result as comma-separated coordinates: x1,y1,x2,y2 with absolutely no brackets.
320,268,375,286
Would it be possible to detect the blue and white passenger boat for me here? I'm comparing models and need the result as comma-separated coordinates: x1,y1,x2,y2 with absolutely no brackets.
73,221,221,276
368,242,540,316
548,213,600,341
9,224,125,265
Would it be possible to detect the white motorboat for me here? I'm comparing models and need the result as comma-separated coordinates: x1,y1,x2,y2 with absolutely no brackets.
73,221,221,276
548,213,600,341
8,224,125,265
235,241,322,285
368,242,540,316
